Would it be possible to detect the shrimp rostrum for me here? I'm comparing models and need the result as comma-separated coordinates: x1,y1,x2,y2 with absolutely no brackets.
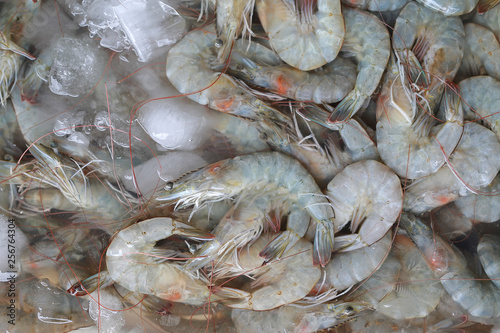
157,151,336,267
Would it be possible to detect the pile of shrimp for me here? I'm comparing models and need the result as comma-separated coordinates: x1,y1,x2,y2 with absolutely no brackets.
1,0,500,332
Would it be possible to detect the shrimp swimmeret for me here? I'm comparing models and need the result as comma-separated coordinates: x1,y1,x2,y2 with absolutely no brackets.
157,151,336,267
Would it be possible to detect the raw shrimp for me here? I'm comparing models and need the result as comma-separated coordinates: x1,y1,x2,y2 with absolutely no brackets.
25,144,139,229
401,212,500,318
454,173,500,223
166,25,286,123
106,217,241,305
326,6,390,123
222,238,322,311
0,0,38,105
228,52,357,103
166,25,295,148
353,233,444,320
456,24,500,81
416,0,478,15
157,151,336,267
459,76,500,139
392,2,464,110
255,0,345,71
478,234,500,290
309,231,392,300
231,301,373,333
403,122,500,214
326,160,402,251
342,0,409,11
376,54,464,179
214,0,255,64
186,198,309,271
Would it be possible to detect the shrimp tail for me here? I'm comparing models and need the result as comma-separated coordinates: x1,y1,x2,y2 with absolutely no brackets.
327,90,365,124
313,221,335,267
0,32,36,60
67,270,114,297
173,226,215,241
185,241,220,271
258,230,301,262
296,103,339,130
477,0,500,13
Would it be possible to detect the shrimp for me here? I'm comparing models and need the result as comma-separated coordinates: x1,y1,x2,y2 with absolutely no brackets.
392,2,464,110
326,160,403,251
401,212,500,319
24,144,139,230
456,24,500,82
376,54,464,179
432,203,473,241
255,0,345,71
403,122,500,214
231,301,373,333
309,231,392,300
454,173,500,223
459,76,500,139
227,51,357,104
221,238,322,311
186,198,309,271
326,6,391,123
478,234,500,290
214,0,255,64
166,25,296,148
0,0,38,106
156,151,336,267
416,0,478,15
353,232,444,320
106,217,242,305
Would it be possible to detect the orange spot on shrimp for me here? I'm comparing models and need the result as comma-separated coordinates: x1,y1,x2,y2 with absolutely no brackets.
164,291,182,301
214,98,234,112
208,162,223,175
276,74,290,95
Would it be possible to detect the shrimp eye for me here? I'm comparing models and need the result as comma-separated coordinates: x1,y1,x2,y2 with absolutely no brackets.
344,306,354,314
214,38,223,48
236,64,244,71
49,141,58,148
165,182,174,190
4,154,13,161
259,132,268,141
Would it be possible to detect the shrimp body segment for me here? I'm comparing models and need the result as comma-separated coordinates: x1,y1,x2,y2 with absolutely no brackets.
326,160,403,251
256,0,345,71
478,234,500,290
327,7,391,123
157,151,336,267
416,0,478,15
457,24,500,81
106,217,236,306
459,75,500,139
454,174,500,223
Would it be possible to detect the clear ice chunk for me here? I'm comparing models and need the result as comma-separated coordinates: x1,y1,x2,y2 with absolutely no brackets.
48,38,107,97
114,0,186,62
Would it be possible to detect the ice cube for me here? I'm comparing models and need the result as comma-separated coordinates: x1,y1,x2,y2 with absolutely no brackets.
49,37,108,97
89,289,125,333
138,99,215,150
114,0,186,62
